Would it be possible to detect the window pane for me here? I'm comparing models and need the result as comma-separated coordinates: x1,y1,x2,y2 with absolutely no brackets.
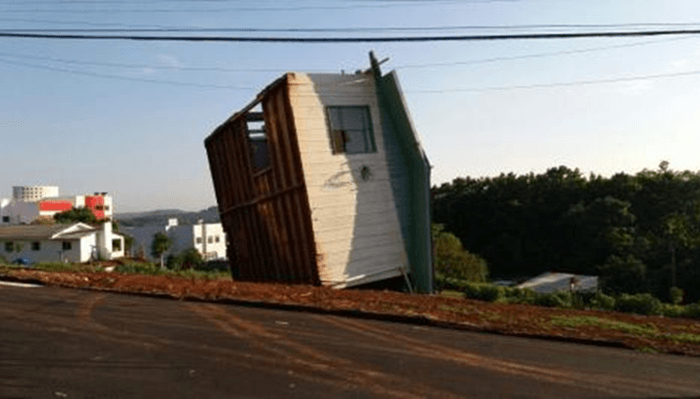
339,107,366,131
326,106,375,155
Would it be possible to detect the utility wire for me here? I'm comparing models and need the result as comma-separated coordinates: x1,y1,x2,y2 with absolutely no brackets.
394,36,694,69
0,50,332,73
0,56,256,90
2,29,700,42
0,36,687,73
2,52,699,94
409,69,700,93
5,23,700,33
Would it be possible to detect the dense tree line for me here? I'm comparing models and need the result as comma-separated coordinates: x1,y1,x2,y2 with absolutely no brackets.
432,163,700,303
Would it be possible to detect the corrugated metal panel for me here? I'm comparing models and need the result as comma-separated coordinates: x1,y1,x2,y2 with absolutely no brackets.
205,75,319,284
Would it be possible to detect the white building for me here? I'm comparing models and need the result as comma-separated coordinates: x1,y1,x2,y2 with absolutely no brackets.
12,185,59,202
1,189,114,225
0,222,124,264
121,219,226,261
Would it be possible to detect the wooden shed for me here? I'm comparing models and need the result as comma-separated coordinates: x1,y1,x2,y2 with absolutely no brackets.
204,52,432,293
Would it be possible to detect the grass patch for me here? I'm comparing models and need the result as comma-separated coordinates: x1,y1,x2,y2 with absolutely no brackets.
440,290,463,299
550,315,658,336
550,315,700,345
636,346,660,354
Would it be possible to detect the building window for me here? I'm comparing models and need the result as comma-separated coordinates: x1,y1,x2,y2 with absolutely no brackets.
196,237,202,244
112,239,122,251
215,236,220,243
2,216,9,223
62,241,72,251
104,205,110,211
31,242,40,251
5,242,13,252
207,237,213,244
326,106,376,154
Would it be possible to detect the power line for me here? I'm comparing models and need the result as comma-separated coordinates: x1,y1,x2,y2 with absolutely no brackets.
2,29,700,42
0,2,466,13
0,36,688,74
0,56,257,90
2,52,699,94
0,50,333,73
394,36,694,69
5,23,700,33
409,69,700,94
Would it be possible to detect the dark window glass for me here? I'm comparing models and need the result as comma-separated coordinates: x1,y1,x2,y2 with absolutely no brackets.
326,106,376,154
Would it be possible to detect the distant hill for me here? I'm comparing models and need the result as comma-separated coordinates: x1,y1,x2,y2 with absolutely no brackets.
117,206,220,227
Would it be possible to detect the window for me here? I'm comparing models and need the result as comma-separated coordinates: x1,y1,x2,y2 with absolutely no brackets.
112,239,122,251
104,205,110,211
2,216,9,223
215,236,220,243
5,242,13,252
62,241,72,251
31,242,40,251
326,106,376,154
207,237,213,244
196,237,202,244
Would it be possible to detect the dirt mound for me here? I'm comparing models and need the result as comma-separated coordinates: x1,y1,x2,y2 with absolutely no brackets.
3,268,699,356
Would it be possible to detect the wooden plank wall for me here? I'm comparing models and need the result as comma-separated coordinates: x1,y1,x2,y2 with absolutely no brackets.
288,73,409,288
204,76,319,284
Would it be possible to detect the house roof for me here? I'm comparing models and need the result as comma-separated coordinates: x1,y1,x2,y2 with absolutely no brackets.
0,223,97,241
516,272,598,294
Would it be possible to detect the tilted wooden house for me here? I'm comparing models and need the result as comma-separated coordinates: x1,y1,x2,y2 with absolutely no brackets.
204,52,432,292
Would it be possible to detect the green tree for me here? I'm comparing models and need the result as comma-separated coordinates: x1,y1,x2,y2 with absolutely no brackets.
179,247,204,270
433,223,488,282
151,232,172,269
54,207,98,224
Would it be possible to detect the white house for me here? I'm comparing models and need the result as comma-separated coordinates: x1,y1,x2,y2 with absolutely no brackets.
121,219,226,261
204,52,432,292
0,222,124,264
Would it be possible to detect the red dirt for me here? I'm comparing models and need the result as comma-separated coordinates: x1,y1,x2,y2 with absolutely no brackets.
3,268,699,356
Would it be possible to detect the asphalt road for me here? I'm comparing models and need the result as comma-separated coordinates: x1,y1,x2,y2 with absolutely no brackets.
1,283,700,398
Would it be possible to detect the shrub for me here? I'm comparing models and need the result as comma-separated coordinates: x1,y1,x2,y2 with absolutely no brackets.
502,286,538,305
534,291,573,308
661,304,686,318
115,262,161,275
588,291,616,311
669,287,684,305
166,254,183,270
615,293,662,315
683,303,700,319
462,282,504,302
0,255,8,265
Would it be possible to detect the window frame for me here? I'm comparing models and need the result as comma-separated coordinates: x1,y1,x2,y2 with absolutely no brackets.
325,106,377,155
62,241,72,251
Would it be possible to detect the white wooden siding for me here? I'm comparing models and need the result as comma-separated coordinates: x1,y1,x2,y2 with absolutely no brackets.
287,73,408,287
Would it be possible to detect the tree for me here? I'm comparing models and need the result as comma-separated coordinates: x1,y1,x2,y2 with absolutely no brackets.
151,232,172,269
433,224,488,282
179,247,204,270
122,234,134,256
54,207,98,224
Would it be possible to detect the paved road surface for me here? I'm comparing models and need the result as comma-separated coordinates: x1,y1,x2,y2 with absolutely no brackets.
1,283,700,398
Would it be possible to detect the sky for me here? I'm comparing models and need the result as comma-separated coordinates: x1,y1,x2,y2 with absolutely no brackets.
2,0,700,212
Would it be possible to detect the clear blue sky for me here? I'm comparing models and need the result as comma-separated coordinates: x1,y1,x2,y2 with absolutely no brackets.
2,0,700,212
